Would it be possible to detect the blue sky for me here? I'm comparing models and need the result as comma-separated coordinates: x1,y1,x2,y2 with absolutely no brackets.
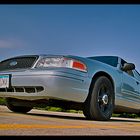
0,5,140,70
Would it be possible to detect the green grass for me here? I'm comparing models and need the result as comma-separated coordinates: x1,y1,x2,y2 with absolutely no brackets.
0,97,6,105
112,113,139,118
34,106,83,114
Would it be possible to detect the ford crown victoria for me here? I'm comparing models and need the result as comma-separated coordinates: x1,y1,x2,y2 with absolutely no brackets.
0,55,139,121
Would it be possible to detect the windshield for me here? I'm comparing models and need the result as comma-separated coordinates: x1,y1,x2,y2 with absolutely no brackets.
87,56,118,67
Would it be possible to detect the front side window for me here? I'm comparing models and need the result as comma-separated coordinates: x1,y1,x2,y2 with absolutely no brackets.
133,70,140,81
121,59,134,77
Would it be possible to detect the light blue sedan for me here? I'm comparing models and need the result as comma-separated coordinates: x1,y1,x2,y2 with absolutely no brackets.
0,55,139,121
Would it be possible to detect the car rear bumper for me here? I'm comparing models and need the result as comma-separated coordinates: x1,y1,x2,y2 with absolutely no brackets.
0,69,91,102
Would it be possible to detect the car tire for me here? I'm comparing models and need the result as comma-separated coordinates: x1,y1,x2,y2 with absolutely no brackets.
83,76,115,121
5,98,33,113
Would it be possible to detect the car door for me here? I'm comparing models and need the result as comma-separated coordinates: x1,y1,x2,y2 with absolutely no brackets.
120,59,140,103
133,70,140,99
121,70,140,103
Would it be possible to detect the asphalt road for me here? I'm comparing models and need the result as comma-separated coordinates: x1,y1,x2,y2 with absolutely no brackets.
0,105,140,136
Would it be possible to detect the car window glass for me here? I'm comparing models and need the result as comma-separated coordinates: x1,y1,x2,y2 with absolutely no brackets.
88,56,118,67
134,70,140,80
126,70,134,77
121,59,134,77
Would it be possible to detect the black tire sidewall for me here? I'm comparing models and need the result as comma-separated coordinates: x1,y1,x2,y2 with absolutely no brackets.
6,98,32,113
90,76,114,121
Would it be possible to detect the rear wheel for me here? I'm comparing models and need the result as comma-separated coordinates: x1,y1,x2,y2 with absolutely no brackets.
83,76,115,121
5,98,33,113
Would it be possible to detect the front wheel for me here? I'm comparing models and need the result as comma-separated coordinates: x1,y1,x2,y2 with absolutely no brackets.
83,76,115,121
5,98,33,113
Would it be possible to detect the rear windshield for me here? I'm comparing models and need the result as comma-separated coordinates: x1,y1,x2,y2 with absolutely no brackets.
88,56,118,67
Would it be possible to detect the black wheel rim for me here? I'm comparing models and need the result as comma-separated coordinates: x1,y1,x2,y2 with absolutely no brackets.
97,84,112,114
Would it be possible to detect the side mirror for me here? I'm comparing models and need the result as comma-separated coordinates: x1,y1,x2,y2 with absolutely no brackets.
122,63,135,71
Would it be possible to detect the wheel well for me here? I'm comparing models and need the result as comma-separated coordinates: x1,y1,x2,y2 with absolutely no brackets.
92,71,114,90
85,71,115,102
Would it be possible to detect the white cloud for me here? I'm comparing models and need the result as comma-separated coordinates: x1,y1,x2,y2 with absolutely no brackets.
0,38,25,48
0,40,12,48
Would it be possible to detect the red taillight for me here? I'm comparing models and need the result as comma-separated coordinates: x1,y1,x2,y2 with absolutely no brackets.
72,60,87,72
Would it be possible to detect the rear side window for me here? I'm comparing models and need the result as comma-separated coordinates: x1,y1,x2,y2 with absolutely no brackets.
88,56,118,67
